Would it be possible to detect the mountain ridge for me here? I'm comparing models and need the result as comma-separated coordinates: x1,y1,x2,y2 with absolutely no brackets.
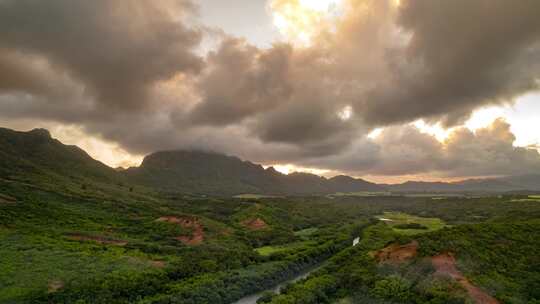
125,150,385,195
1,127,539,195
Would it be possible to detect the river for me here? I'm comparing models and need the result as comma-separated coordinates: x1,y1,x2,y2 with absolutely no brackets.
232,266,319,304
233,237,360,304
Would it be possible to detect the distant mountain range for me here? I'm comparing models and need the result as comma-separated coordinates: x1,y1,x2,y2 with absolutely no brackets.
384,177,540,193
1,127,539,196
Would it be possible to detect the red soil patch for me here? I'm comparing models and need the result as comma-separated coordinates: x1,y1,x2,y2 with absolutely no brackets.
67,234,128,246
151,260,166,268
157,216,205,245
375,241,418,264
432,253,499,304
242,218,268,230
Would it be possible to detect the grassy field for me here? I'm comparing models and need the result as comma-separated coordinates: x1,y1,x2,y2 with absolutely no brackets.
294,227,318,238
510,195,540,202
377,211,447,235
255,241,316,256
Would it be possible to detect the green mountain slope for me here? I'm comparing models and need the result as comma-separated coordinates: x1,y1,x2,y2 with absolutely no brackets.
0,128,126,194
125,150,384,196
0,128,384,196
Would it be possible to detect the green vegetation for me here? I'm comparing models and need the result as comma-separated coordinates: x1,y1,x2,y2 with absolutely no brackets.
4,178,540,304
2,128,540,303
377,212,447,235
393,223,428,230
511,195,540,202
262,218,540,304
417,219,540,302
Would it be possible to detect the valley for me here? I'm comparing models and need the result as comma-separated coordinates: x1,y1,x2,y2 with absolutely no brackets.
1,128,539,304
3,1,540,303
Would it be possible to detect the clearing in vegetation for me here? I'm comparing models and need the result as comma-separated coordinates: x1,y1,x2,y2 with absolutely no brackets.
294,227,318,238
255,241,315,256
373,241,418,264
377,212,447,235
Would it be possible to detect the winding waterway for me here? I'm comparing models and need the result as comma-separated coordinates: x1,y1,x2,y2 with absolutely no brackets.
232,266,319,304
233,237,360,304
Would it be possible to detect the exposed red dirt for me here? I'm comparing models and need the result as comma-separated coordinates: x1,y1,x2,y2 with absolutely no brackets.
67,234,128,246
375,241,418,263
432,253,499,304
242,217,268,230
151,260,166,268
157,216,205,245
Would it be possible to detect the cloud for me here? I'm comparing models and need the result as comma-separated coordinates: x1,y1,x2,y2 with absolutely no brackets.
361,0,540,126
0,0,203,112
184,38,293,126
442,118,540,177
298,118,540,178
177,0,540,150
0,0,540,179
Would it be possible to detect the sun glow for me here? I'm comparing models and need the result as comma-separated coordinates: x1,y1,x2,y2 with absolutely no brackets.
298,0,342,11
266,164,331,176
270,0,344,45
337,105,353,121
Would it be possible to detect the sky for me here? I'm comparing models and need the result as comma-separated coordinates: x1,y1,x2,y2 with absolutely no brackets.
0,0,539,183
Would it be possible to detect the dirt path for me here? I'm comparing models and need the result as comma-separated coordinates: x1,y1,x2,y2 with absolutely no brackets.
432,253,499,304
374,241,418,263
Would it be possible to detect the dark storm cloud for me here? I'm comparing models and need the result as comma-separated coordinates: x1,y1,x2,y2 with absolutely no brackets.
361,0,540,126
1,0,540,179
179,0,540,148
176,36,360,148
186,38,293,126
0,0,203,111
0,50,49,95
